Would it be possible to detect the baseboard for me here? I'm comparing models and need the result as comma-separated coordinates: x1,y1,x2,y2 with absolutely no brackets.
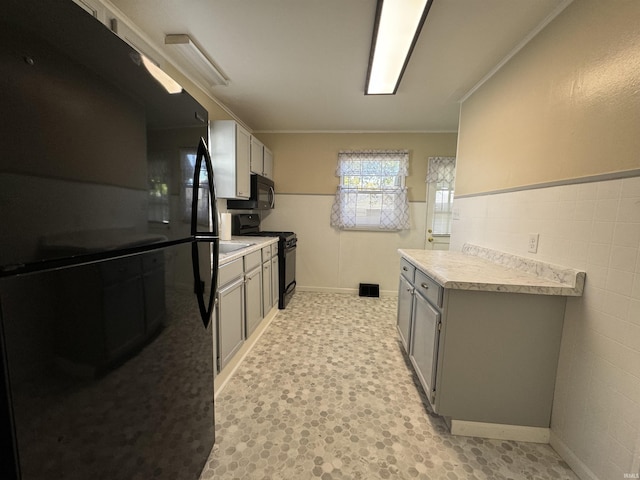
296,285,397,297
550,431,601,480
450,419,550,443
213,305,279,399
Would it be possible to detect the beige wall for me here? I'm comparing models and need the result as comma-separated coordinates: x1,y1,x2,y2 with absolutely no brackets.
454,1,640,479
252,131,456,294
255,132,458,202
456,0,640,196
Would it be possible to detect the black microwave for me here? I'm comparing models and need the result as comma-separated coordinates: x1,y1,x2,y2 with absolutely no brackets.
227,174,275,210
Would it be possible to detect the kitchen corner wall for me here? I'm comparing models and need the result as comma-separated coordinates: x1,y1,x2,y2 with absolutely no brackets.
451,180,640,479
452,1,640,479
256,132,457,294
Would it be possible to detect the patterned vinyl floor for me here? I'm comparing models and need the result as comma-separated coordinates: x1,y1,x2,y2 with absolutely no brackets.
200,291,578,480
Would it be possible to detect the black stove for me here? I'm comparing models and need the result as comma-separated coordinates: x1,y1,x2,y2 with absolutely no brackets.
231,214,296,309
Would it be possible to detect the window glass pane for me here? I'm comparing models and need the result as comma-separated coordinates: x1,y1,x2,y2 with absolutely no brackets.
331,151,409,231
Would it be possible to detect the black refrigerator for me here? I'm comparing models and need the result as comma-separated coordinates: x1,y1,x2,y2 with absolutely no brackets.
0,1,219,478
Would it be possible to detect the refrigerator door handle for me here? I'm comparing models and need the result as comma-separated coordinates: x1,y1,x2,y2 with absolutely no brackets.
191,240,218,329
190,137,219,329
191,137,219,238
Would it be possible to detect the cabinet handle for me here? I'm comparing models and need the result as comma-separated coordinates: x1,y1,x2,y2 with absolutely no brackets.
402,266,408,271
421,283,429,290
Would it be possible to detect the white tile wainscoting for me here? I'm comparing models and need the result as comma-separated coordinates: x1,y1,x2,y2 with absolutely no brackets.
450,176,640,480
260,194,427,295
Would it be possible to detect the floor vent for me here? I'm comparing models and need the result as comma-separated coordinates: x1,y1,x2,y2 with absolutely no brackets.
358,283,380,297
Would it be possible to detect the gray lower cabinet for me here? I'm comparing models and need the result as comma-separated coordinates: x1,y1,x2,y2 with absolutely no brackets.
261,246,273,315
244,266,263,338
396,275,414,353
217,244,277,373
397,255,566,430
217,260,245,371
262,260,272,315
409,291,440,405
271,254,279,307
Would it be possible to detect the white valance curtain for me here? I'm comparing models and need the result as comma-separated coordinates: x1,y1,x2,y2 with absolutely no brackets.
330,150,410,231
426,156,456,187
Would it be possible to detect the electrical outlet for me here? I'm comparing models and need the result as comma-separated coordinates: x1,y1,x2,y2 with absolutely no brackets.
528,233,539,253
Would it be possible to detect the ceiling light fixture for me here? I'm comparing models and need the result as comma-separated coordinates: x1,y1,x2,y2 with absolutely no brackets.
365,0,434,95
165,34,229,88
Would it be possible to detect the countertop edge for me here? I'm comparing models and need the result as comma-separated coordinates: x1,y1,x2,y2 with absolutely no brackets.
219,237,279,265
398,248,585,297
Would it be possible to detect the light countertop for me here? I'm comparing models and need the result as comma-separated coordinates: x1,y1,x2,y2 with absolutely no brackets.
398,246,585,296
219,236,278,265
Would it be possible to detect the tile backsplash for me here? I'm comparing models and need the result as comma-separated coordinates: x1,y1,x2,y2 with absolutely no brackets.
450,176,640,480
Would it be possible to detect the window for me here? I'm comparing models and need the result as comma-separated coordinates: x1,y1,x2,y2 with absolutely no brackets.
426,156,456,235
181,148,209,225
330,150,410,231
148,155,170,223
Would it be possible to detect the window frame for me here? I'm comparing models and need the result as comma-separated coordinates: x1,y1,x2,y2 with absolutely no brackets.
331,150,410,231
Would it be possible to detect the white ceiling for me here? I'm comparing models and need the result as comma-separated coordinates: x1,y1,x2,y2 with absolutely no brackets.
110,0,569,132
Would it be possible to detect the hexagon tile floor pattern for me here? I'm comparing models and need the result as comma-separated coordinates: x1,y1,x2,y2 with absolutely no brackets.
200,291,578,480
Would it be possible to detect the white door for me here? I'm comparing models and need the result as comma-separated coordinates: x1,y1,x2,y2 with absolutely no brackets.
425,157,456,250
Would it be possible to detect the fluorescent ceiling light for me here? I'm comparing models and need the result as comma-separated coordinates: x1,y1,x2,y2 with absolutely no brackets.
140,54,183,94
365,0,434,95
165,34,229,88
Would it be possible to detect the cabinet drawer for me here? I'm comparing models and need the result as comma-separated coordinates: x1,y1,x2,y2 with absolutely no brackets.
244,250,262,271
400,258,415,283
271,243,278,258
219,258,243,287
415,269,443,308
262,246,271,261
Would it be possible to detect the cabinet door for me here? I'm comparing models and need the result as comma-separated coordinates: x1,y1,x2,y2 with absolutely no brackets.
250,136,264,175
410,292,441,405
271,255,279,307
245,266,263,338
262,261,272,315
217,277,245,371
235,124,251,198
263,147,273,179
396,275,413,353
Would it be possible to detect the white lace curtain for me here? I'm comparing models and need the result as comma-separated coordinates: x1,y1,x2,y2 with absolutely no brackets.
330,150,410,231
426,156,456,187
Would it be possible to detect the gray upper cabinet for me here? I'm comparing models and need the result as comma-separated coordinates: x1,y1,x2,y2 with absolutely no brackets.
262,147,273,179
250,136,264,175
250,136,274,179
210,120,251,199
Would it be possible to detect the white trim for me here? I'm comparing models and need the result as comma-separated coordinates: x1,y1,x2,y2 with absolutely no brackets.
253,130,458,134
297,285,397,297
550,431,601,480
449,420,550,444
455,168,640,199
459,0,574,104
